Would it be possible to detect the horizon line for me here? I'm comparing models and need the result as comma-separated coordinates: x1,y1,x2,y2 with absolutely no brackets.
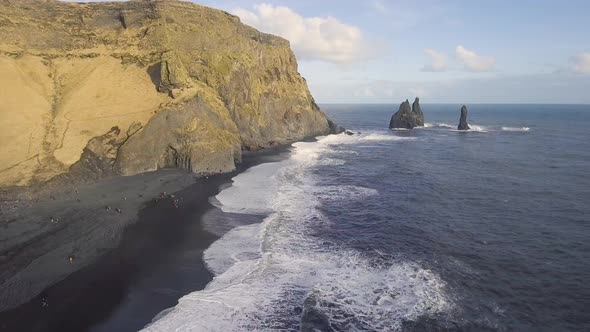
318,102,590,105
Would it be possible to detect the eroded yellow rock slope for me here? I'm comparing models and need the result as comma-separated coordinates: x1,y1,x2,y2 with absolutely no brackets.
0,0,331,187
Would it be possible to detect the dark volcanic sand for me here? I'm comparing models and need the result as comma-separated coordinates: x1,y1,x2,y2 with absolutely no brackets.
0,146,291,332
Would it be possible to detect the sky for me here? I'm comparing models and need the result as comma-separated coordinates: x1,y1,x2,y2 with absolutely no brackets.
67,0,590,104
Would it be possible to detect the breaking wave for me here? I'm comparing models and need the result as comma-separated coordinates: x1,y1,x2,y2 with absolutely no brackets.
423,123,530,133
423,122,454,129
467,124,487,132
144,134,453,331
501,126,530,132
361,133,417,141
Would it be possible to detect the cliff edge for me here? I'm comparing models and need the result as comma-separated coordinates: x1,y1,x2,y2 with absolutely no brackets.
0,0,332,187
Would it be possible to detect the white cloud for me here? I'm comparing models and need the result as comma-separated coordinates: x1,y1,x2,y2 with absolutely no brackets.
421,48,448,72
455,45,496,72
571,52,590,74
233,4,371,64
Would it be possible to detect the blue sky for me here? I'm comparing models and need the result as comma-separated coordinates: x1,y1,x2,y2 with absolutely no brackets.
69,1,590,103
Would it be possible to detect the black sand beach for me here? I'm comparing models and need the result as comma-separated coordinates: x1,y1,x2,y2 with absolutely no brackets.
0,146,291,332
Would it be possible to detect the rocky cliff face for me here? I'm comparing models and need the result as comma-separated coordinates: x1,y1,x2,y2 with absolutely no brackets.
0,0,332,187
389,98,425,129
458,105,470,130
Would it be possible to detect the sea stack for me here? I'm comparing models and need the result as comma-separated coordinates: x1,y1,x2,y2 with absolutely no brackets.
412,97,425,126
458,105,470,130
389,97,425,129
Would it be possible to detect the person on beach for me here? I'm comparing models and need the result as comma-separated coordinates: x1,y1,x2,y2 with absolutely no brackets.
40,292,49,308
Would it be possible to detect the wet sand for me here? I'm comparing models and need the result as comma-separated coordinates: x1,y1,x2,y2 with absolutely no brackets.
0,146,292,332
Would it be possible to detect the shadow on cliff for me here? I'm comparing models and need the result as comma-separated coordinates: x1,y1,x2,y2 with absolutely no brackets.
147,63,162,92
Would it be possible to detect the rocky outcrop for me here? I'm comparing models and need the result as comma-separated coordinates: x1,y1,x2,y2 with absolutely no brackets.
389,98,425,129
0,0,336,187
458,105,470,130
327,119,346,134
412,97,425,125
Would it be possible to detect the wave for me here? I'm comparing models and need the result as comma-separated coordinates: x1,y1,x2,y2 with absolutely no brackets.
437,123,454,128
423,122,454,129
424,123,529,133
210,161,284,215
467,124,487,132
314,132,417,145
144,135,452,331
501,126,530,132
361,133,417,141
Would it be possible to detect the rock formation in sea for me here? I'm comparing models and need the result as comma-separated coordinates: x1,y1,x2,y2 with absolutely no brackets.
328,119,346,135
412,97,425,126
458,105,471,130
0,0,337,187
389,97,425,129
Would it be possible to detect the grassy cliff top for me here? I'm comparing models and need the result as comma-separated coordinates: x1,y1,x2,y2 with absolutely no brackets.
0,0,289,56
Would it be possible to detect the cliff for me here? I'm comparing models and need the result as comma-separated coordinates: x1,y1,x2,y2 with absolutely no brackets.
0,0,332,187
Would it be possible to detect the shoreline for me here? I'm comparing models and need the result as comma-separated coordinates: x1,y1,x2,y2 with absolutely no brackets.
0,144,294,332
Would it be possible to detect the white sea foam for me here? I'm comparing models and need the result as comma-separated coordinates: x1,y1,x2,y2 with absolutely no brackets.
361,133,417,141
144,134,452,331
436,123,454,128
305,132,416,145
422,122,454,129
314,185,378,202
211,161,285,215
467,124,487,132
501,126,530,132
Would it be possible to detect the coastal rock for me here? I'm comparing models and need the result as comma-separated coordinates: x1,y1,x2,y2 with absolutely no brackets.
328,119,346,134
63,127,126,182
458,105,470,130
412,97,425,126
0,0,339,187
389,97,425,129
157,51,191,95
114,98,241,176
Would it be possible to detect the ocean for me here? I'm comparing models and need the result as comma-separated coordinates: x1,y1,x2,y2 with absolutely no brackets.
144,104,590,331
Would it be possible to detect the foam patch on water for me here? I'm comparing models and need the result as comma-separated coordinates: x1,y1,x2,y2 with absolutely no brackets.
423,123,454,129
501,126,530,132
144,134,452,331
301,132,416,147
211,161,286,215
450,124,487,133
203,223,262,275
361,133,417,141
314,185,378,202
467,124,487,132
